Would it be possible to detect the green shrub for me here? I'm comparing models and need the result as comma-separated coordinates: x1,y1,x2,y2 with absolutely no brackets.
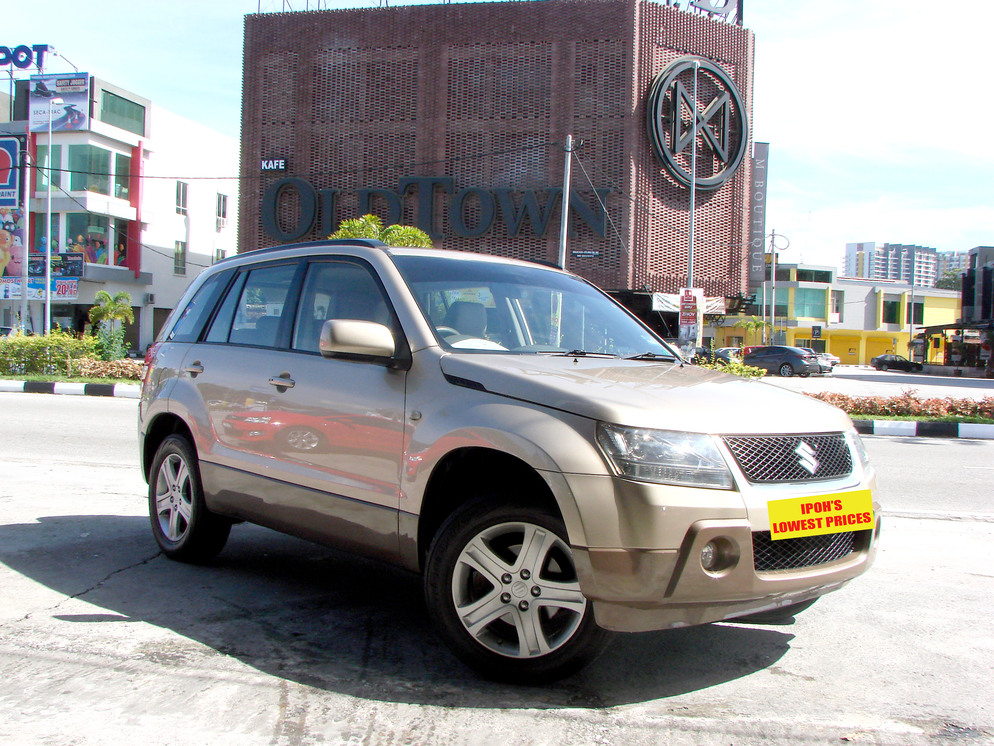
72,356,144,380
696,358,766,379
0,330,100,377
805,391,994,420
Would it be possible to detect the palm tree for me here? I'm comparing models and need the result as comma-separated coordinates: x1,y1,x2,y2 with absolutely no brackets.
734,315,770,346
329,214,432,248
88,290,134,360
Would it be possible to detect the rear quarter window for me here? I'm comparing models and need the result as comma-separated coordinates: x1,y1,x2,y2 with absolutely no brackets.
167,270,232,343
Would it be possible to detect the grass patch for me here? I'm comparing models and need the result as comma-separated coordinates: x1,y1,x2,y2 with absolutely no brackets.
848,413,994,424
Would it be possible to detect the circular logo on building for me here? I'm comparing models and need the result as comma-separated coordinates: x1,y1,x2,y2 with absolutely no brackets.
646,56,749,191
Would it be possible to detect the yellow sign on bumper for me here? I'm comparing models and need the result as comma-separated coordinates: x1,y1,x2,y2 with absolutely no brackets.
768,489,875,540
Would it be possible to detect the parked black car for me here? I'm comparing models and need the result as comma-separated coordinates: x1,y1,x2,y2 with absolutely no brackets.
742,345,821,377
870,354,922,372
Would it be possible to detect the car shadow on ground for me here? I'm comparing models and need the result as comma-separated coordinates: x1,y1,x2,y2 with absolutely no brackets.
1,514,797,709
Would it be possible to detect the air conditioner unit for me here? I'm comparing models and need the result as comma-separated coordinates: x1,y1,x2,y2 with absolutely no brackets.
144,293,155,305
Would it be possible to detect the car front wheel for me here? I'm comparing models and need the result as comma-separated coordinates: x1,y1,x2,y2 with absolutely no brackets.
424,499,610,683
149,434,231,563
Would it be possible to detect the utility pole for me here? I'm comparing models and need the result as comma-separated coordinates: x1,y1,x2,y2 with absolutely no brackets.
557,134,573,270
766,229,789,344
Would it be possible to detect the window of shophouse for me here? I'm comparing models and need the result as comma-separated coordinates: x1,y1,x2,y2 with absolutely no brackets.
906,301,924,325
882,299,901,325
174,241,187,275
214,248,227,263
216,193,228,228
726,335,744,347
794,288,826,318
831,290,844,322
796,269,832,283
66,213,110,264
100,90,146,137
111,218,130,267
114,153,131,199
772,287,788,318
176,181,188,215
35,144,62,190
68,145,111,195
31,213,59,253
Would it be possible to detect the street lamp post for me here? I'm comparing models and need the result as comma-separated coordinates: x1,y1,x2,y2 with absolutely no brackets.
44,96,63,335
687,59,699,291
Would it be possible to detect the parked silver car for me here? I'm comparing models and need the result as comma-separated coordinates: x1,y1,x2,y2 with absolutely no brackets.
139,240,880,682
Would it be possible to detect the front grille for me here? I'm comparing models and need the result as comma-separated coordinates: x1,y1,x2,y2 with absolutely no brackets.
722,433,852,483
753,530,867,572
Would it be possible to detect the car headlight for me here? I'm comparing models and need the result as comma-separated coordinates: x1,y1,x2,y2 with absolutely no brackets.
847,428,872,469
596,424,734,489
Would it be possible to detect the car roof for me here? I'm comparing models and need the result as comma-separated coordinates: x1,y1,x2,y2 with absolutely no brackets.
216,240,569,275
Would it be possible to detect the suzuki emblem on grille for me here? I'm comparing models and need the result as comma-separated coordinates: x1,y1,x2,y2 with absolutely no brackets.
795,441,819,475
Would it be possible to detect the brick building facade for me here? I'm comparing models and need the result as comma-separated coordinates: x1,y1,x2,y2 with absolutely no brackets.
240,0,755,299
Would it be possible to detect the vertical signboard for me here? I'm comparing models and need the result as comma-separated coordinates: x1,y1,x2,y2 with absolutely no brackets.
28,72,90,132
749,142,769,288
678,287,704,354
0,136,27,291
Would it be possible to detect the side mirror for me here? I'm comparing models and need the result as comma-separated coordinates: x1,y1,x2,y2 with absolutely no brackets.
319,319,396,359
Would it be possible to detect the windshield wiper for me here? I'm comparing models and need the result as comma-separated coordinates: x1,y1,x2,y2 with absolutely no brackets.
537,349,619,359
625,351,678,361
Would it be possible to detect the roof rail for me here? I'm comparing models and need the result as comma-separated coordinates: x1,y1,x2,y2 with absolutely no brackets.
218,238,389,263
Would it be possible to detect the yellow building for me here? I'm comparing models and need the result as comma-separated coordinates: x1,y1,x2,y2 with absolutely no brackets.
710,264,962,366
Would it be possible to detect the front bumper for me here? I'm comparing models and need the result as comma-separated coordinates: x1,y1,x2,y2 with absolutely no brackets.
563,471,880,633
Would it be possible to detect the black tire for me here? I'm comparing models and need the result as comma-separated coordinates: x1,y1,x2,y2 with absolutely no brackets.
735,598,819,625
879,363,888,371
148,434,231,563
778,363,794,377
424,499,610,683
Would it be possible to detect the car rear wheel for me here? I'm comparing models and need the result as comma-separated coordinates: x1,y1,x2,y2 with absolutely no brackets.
424,499,610,683
149,434,231,563
778,363,794,377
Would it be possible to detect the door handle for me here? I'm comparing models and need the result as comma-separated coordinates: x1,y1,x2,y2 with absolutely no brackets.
268,375,295,390
184,362,204,377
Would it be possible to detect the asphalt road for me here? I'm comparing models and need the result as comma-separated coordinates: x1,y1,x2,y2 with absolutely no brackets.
762,365,994,402
1,391,992,745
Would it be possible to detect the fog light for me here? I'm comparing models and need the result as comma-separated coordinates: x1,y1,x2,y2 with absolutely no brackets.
701,541,719,571
700,536,739,574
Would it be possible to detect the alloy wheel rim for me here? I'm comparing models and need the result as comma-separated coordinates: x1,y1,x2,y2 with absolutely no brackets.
155,453,193,542
451,521,586,659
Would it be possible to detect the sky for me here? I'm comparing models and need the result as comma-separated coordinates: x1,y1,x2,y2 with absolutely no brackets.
13,0,994,271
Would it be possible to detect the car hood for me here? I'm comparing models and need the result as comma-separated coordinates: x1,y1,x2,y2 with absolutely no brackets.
438,354,852,434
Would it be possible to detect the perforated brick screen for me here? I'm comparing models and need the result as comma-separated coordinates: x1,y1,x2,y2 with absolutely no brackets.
240,0,754,296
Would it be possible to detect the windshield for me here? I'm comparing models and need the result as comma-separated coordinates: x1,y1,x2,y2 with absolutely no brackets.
392,254,675,358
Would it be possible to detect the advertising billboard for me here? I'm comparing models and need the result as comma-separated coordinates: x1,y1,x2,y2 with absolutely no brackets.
0,136,27,283
28,72,90,133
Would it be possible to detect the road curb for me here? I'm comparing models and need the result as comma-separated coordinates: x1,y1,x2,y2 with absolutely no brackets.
853,419,994,439
0,380,140,399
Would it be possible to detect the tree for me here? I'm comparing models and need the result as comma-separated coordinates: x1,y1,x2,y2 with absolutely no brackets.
88,290,134,360
934,270,963,291
734,315,770,346
329,214,432,248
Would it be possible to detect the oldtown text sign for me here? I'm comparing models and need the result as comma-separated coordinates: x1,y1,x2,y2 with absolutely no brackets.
261,176,611,242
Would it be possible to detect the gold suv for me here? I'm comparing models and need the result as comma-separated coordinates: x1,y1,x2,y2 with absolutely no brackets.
139,240,880,682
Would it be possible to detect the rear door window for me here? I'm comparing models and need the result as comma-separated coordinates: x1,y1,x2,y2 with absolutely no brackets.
207,263,298,347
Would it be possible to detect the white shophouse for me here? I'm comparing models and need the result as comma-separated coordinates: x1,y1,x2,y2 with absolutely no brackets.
1,73,237,351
